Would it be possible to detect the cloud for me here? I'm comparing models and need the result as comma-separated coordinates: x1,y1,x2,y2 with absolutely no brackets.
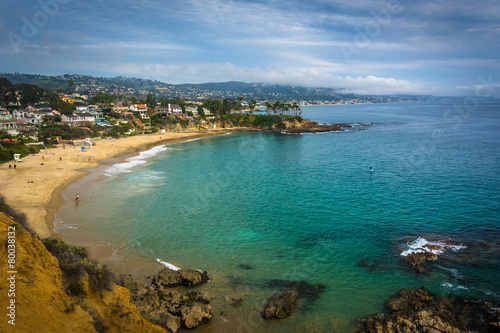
86,61,437,95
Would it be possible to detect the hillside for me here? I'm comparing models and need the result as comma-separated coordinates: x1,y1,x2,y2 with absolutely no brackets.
0,211,166,333
0,72,438,102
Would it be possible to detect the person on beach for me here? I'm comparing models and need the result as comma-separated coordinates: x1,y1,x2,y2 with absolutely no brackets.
75,194,79,202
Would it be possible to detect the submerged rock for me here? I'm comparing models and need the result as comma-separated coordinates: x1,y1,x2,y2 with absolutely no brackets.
262,289,298,320
227,296,244,308
264,279,326,302
357,287,500,333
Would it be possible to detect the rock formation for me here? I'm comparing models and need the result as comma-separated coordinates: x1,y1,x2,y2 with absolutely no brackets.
357,287,500,333
123,268,212,332
0,212,165,333
262,289,298,320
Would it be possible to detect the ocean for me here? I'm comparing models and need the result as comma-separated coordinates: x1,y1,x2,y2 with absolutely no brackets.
55,99,500,332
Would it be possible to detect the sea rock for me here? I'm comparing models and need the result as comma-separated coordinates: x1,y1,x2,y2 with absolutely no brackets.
181,304,212,329
227,296,244,307
262,289,298,320
124,268,212,332
404,251,437,273
149,309,182,333
357,287,500,333
152,268,209,288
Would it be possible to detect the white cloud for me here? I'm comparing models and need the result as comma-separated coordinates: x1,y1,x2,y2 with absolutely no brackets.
89,61,438,95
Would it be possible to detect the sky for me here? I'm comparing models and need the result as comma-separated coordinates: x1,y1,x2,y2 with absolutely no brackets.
0,0,499,96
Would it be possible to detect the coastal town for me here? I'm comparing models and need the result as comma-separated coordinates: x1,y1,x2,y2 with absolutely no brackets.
0,73,384,164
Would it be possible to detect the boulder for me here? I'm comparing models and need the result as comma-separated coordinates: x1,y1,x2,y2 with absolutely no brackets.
149,309,182,333
262,289,298,320
181,304,212,329
152,268,209,288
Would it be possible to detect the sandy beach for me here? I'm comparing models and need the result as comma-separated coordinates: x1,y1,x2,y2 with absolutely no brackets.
0,131,223,238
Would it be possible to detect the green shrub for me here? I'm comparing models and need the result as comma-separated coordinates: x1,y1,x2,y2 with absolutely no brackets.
42,238,116,295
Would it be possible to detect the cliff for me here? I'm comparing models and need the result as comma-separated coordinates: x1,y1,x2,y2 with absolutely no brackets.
0,212,166,333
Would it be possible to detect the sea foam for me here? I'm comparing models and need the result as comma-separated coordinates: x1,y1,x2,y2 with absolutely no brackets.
104,145,169,177
156,259,181,271
400,236,467,257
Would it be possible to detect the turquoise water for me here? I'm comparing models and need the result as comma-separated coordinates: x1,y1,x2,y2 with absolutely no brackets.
56,100,500,332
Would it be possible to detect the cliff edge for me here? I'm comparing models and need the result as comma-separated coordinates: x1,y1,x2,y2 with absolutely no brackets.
0,212,166,333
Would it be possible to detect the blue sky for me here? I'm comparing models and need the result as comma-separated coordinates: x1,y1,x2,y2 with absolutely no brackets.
1,0,499,96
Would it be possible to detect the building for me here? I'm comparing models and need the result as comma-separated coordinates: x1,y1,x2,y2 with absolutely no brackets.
168,104,183,115
153,108,169,117
26,105,52,112
12,109,47,125
0,109,13,120
130,104,149,119
0,120,20,135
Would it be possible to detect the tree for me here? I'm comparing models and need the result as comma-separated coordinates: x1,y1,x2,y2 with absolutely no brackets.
68,80,74,89
197,105,205,117
292,102,300,116
16,83,45,106
50,101,74,115
265,101,272,115
249,100,257,114
145,93,156,108
0,78,17,107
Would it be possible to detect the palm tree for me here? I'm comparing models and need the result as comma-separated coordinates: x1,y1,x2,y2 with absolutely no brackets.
292,102,300,116
265,102,272,115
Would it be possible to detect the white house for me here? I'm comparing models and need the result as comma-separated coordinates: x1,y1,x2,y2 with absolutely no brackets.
0,120,20,135
130,104,149,119
168,104,183,115
12,109,46,125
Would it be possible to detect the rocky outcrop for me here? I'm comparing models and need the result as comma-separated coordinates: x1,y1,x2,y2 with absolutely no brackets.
123,269,212,332
152,267,209,288
404,251,437,273
401,237,466,273
357,287,500,333
262,289,298,320
0,212,165,333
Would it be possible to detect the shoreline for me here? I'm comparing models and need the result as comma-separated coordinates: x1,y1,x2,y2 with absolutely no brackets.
0,131,226,238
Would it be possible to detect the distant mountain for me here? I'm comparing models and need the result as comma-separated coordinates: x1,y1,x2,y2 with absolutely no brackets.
0,72,439,103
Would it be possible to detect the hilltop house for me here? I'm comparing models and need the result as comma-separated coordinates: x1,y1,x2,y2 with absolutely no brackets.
130,104,149,119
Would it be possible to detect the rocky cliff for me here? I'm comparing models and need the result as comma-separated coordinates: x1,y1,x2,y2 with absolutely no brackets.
0,212,166,333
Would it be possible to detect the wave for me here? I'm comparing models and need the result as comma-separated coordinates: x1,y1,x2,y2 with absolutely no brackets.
400,236,467,257
103,145,170,176
156,259,181,271
181,138,201,143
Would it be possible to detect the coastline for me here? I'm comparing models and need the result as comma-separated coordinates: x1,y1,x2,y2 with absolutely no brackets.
0,131,225,238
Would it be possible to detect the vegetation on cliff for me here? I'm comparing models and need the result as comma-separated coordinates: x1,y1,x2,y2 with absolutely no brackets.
0,198,165,333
